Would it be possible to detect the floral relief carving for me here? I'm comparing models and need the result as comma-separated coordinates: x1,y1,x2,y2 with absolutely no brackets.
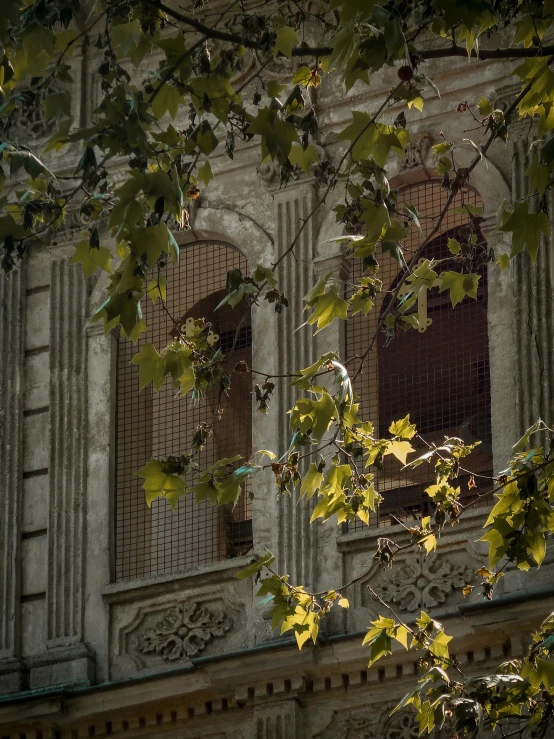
140,602,232,661
317,709,423,739
374,554,473,613
384,713,419,739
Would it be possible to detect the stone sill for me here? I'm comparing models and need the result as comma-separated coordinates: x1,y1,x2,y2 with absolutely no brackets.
102,555,252,603
337,505,489,553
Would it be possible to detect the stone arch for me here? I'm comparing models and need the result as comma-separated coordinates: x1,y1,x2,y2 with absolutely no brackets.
88,206,274,318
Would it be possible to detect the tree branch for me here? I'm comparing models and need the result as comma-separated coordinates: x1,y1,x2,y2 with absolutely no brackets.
132,5,554,63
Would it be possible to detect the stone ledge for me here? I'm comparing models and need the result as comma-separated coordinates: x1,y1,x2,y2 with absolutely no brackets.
0,658,26,695
27,644,96,691
0,624,532,733
101,555,253,604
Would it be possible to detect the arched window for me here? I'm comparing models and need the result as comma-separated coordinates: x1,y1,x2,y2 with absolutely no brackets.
346,181,492,529
116,241,253,580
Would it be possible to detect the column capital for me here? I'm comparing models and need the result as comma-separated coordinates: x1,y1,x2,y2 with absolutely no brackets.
313,252,350,280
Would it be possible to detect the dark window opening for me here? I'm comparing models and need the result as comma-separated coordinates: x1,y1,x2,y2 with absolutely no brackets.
346,182,492,530
115,241,253,581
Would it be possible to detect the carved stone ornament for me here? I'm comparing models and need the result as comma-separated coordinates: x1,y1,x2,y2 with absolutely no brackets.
384,712,420,739
140,602,232,661
315,709,382,738
316,708,422,739
401,132,432,169
373,553,473,613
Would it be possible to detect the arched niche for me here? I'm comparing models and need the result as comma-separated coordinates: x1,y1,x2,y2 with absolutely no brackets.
345,179,493,529
314,147,517,476
87,207,275,585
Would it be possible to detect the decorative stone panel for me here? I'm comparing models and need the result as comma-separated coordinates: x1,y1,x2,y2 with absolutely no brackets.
342,530,486,629
365,552,474,613
140,602,232,662
108,580,250,679
315,706,422,739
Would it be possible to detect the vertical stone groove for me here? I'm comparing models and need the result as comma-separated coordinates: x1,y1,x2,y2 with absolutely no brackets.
47,259,87,642
512,135,554,434
275,182,317,585
0,268,25,659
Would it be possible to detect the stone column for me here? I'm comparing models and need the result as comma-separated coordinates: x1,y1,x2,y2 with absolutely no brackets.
480,213,519,472
30,257,94,688
494,85,554,439
511,135,554,434
0,268,26,693
272,176,319,586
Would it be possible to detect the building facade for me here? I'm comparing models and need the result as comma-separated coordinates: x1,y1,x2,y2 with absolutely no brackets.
1,17,554,738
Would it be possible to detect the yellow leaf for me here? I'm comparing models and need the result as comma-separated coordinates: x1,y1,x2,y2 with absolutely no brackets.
385,439,415,465
422,533,437,553
338,597,349,609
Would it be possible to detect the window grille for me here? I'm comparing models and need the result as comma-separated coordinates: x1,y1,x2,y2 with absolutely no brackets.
116,241,253,581
346,181,492,530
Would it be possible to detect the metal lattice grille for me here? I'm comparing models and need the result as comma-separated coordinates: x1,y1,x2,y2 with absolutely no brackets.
346,181,492,530
116,241,253,581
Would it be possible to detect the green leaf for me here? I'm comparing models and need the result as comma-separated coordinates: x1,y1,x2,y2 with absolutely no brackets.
536,658,554,689
429,631,452,663
71,240,112,279
146,274,167,304
337,112,409,165
526,152,550,196
477,96,493,116
178,366,196,396
289,143,318,175
447,238,461,255
267,80,288,98
252,263,277,287
22,23,55,76
136,459,186,508
111,20,141,57
152,84,181,120
248,105,300,163
131,343,166,391
498,202,550,261
234,551,275,579
300,463,324,499
274,26,298,58
43,92,71,120
389,415,416,439
332,0,377,23
10,150,53,180
432,141,453,156
438,272,480,308
198,159,213,187
290,390,337,444
527,530,546,565
304,274,348,333
128,223,169,266
187,120,220,156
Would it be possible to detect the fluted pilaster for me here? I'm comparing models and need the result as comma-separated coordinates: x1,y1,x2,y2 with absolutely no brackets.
511,135,554,433
274,179,318,585
47,258,87,644
0,267,26,690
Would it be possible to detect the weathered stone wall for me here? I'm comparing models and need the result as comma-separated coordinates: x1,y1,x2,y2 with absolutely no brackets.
2,22,554,739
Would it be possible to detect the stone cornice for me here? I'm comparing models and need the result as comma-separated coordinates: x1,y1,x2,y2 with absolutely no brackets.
2,603,552,732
